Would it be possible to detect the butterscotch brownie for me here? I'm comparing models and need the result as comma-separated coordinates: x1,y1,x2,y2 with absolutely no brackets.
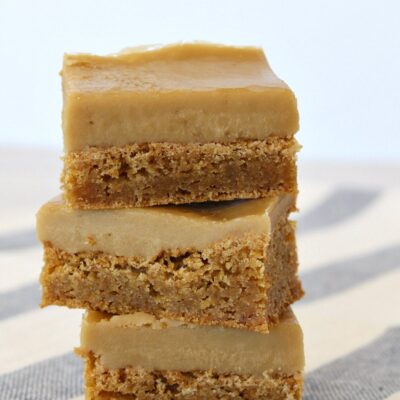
37,195,303,332
77,308,304,400
61,43,300,208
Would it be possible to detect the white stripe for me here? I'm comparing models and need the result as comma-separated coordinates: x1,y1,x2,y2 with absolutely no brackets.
0,247,43,292
298,161,400,189
0,148,60,234
294,268,400,372
386,392,400,400
297,181,333,215
298,190,400,272
0,218,36,236
0,307,82,374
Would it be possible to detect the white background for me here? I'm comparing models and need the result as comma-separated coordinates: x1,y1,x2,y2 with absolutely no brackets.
0,0,399,162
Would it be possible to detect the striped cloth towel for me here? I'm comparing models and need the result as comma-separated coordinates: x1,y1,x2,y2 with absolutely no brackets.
0,148,399,400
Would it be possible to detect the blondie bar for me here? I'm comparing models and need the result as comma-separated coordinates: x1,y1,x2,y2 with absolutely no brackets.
37,195,302,332
61,43,299,208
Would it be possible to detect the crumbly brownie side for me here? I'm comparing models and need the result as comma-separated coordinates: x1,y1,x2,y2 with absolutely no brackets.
40,217,302,332
265,220,304,327
80,351,303,400
62,137,299,208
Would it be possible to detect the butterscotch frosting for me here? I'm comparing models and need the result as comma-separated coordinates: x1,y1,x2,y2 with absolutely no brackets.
36,195,294,259
62,42,299,151
79,308,304,376
64,43,287,93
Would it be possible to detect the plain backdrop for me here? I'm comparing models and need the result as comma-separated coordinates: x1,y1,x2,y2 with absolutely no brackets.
0,0,399,162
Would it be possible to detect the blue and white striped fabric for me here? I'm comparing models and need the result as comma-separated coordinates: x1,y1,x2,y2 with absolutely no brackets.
1,149,399,400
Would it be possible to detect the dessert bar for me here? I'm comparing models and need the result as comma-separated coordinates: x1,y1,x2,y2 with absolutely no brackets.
77,308,304,399
37,195,303,332
61,43,299,208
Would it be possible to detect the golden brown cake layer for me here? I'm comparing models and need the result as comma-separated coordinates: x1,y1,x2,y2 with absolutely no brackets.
81,353,303,400
62,43,299,151
40,217,303,332
62,137,299,209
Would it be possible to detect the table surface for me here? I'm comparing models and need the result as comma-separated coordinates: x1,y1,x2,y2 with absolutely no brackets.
0,148,399,400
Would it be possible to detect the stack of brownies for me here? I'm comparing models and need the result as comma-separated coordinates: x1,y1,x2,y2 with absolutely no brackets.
36,43,305,400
